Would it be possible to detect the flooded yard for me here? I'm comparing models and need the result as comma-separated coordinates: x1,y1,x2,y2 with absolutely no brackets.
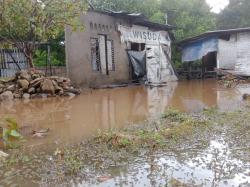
1,79,250,187
0,79,248,147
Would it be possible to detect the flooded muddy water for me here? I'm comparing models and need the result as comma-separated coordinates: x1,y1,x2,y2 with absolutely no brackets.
0,79,249,147
1,79,250,187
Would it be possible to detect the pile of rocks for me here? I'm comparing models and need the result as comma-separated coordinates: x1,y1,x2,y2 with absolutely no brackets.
0,69,80,101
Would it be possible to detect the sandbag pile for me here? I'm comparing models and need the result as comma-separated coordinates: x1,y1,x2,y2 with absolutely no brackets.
0,69,80,101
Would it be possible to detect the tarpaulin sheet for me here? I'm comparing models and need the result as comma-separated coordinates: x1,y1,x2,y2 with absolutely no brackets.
127,50,146,78
146,45,178,84
182,37,218,62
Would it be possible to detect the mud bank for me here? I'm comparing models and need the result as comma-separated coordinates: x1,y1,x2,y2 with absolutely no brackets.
1,107,250,186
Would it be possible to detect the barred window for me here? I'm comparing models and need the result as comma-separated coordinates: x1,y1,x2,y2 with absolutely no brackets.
90,36,115,74
107,40,115,71
90,38,100,71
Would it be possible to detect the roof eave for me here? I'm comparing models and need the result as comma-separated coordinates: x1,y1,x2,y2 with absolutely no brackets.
178,27,250,47
133,20,177,31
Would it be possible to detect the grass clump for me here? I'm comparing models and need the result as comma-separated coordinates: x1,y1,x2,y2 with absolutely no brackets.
161,117,210,142
161,109,188,122
203,107,218,116
94,110,211,149
95,131,134,149
137,130,165,147
63,148,83,175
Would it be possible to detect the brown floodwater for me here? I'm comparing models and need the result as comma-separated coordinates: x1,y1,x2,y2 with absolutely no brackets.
0,79,249,148
2,79,250,187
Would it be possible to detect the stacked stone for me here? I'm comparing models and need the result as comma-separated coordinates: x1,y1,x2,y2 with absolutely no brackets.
0,70,80,101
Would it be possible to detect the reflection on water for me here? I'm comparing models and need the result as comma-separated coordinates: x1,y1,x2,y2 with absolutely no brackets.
1,79,250,187
80,138,250,187
0,79,249,146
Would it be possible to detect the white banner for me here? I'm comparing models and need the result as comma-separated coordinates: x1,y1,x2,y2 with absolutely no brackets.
118,25,171,46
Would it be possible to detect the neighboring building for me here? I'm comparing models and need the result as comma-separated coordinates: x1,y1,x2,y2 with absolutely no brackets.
178,28,250,76
65,9,178,87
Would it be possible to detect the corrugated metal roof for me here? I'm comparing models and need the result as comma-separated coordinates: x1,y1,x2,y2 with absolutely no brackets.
133,20,176,30
90,9,176,31
87,1,176,30
178,27,250,47
108,10,176,30
107,10,146,19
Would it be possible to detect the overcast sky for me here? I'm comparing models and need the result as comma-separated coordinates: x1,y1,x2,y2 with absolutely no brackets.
206,0,229,13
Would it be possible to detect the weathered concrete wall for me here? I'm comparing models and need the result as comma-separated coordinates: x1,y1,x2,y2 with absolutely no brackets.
65,11,130,87
217,34,237,70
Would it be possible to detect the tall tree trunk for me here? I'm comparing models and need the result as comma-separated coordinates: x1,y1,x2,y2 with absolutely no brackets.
6,41,35,69
27,53,34,68
24,44,35,68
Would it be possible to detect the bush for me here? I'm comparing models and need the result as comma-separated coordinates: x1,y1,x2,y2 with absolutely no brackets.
33,49,65,67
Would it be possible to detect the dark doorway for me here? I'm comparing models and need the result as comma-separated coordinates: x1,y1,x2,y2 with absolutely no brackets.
201,51,217,78
130,43,145,51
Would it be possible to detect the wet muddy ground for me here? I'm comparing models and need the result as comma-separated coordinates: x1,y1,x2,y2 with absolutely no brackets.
1,79,250,186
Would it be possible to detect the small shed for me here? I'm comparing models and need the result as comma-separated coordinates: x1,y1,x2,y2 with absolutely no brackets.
178,27,250,77
65,9,178,87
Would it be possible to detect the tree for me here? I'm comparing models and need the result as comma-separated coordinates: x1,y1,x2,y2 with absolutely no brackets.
0,0,88,68
160,0,216,41
217,0,250,29
157,0,216,67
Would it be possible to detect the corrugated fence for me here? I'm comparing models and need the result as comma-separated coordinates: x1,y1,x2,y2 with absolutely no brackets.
0,48,67,78
0,48,29,77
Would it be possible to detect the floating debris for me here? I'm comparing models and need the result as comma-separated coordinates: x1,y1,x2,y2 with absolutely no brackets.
243,93,250,100
32,128,50,138
218,73,247,88
97,176,112,182
0,150,8,158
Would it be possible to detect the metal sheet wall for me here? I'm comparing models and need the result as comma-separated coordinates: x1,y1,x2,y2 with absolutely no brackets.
235,32,250,75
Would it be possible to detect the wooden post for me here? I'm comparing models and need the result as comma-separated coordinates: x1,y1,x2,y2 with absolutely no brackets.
188,62,191,80
201,56,206,79
47,45,52,76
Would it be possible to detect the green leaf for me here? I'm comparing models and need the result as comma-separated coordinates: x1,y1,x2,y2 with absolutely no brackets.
3,128,10,141
5,118,18,130
22,155,30,162
9,130,22,138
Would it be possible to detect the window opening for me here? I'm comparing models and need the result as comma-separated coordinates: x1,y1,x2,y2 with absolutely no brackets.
90,38,100,71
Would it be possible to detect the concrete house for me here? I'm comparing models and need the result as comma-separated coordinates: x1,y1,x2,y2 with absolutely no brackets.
65,9,178,87
178,28,250,76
